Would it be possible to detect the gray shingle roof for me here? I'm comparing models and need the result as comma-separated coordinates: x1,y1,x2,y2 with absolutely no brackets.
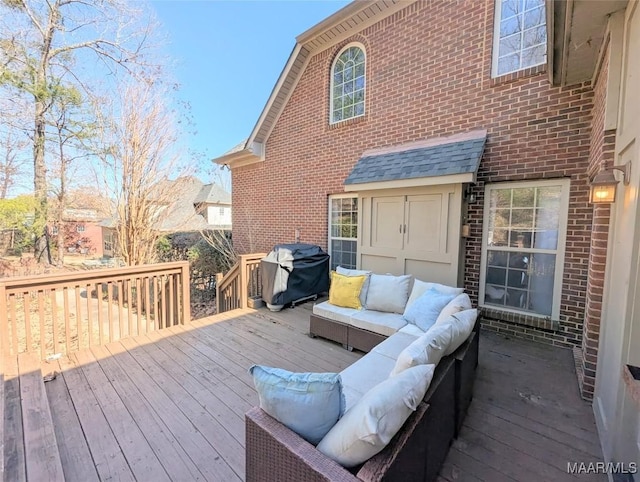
345,133,487,185
194,183,231,205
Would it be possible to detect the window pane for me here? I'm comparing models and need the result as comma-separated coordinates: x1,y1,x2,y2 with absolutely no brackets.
354,103,364,116
489,228,509,247
502,0,522,18
490,189,512,208
536,185,562,207
522,44,546,68
511,208,533,228
525,0,544,9
529,253,555,315
512,187,535,207
487,267,507,285
499,33,521,57
333,110,342,122
355,63,364,78
523,6,545,29
523,25,546,49
498,53,520,75
500,16,521,37
344,105,353,118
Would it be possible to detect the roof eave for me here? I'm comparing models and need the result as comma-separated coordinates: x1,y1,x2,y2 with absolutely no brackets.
212,141,264,169
344,172,476,192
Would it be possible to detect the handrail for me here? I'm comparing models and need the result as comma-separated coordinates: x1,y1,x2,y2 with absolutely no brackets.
216,253,265,313
0,261,190,359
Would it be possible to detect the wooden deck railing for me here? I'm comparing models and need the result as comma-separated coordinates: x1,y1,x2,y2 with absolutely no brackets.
0,261,190,359
216,253,265,313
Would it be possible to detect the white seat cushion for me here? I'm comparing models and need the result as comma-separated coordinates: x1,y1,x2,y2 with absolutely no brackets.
371,332,418,360
317,364,435,467
349,310,407,337
398,323,425,337
340,351,396,410
313,301,360,325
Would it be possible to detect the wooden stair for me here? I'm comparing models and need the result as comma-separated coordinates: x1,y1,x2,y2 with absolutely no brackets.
1,354,64,481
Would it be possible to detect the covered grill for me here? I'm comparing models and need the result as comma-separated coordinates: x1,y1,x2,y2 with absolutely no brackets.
261,243,330,311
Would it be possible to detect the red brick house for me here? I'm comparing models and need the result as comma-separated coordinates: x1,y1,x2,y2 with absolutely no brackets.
215,0,640,466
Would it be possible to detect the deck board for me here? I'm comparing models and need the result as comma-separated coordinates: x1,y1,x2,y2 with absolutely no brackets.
2,355,26,482
6,305,604,481
44,361,99,482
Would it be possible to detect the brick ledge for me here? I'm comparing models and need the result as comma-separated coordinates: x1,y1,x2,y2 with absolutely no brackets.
480,307,559,331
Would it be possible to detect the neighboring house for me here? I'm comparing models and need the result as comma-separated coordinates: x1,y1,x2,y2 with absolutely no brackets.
101,177,231,256
214,0,640,468
52,208,105,257
194,183,232,229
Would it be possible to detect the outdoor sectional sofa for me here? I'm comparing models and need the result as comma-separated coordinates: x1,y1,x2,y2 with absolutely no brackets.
246,271,479,482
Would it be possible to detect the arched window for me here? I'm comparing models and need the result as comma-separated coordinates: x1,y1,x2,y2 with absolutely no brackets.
330,43,366,124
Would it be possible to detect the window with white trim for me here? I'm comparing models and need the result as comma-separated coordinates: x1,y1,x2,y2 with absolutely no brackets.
480,179,569,319
328,195,358,270
492,0,547,77
330,44,365,124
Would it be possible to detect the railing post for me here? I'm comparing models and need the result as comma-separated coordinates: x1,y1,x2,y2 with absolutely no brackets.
240,255,249,309
215,272,223,314
0,283,9,355
181,261,190,324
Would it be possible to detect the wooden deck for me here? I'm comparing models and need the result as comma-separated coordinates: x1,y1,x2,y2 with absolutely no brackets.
2,304,605,481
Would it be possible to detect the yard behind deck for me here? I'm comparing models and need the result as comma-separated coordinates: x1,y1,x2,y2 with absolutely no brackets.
2,303,604,481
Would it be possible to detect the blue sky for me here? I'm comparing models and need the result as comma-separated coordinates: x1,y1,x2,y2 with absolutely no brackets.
151,1,351,173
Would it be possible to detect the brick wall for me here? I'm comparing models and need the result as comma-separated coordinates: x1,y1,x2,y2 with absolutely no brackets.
231,0,595,348
576,38,615,400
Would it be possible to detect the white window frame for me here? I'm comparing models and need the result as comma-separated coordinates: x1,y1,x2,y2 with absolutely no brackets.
329,42,366,125
328,194,359,270
479,178,570,320
491,0,547,78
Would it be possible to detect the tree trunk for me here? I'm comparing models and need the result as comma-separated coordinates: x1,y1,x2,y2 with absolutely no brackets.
33,97,50,264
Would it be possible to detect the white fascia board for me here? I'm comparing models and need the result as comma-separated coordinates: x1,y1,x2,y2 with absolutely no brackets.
212,141,264,168
344,173,475,192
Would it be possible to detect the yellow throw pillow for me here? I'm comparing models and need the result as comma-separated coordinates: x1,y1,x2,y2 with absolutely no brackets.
329,271,366,309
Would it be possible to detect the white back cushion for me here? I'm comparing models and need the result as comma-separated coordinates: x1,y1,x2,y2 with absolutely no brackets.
435,293,472,324
365,274,412,314
317,364,434,467
336,266,372,308
436,309,478,355
405,279,464,310
390,323,453,376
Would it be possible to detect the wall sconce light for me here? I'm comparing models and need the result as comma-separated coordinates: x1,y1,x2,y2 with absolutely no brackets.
589,162,631,204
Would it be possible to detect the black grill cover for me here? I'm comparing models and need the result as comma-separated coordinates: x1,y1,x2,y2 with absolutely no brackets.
261,243,330,307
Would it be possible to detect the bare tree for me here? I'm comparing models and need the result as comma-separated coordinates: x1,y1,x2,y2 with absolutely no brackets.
48,90,95,264
95,81,192,266
0,0,158,263
0,130,29,199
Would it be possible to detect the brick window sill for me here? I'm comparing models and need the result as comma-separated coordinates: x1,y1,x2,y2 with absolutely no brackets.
327,115,367,130
490,64,547,87
480,306,559,331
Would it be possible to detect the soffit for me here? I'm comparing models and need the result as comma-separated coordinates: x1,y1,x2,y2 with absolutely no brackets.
550,0,627,86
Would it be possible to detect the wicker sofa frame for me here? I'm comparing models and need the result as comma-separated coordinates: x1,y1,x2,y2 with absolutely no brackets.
246,356,456,482
245,325,479,481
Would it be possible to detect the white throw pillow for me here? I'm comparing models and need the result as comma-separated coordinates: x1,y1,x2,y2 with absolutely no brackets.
436,309,478,355
337,266,372,308
317,364,434,467
405,279,464,310
402,288,455,332
365,274,412,314
435,293,472,324
390,323,454,376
